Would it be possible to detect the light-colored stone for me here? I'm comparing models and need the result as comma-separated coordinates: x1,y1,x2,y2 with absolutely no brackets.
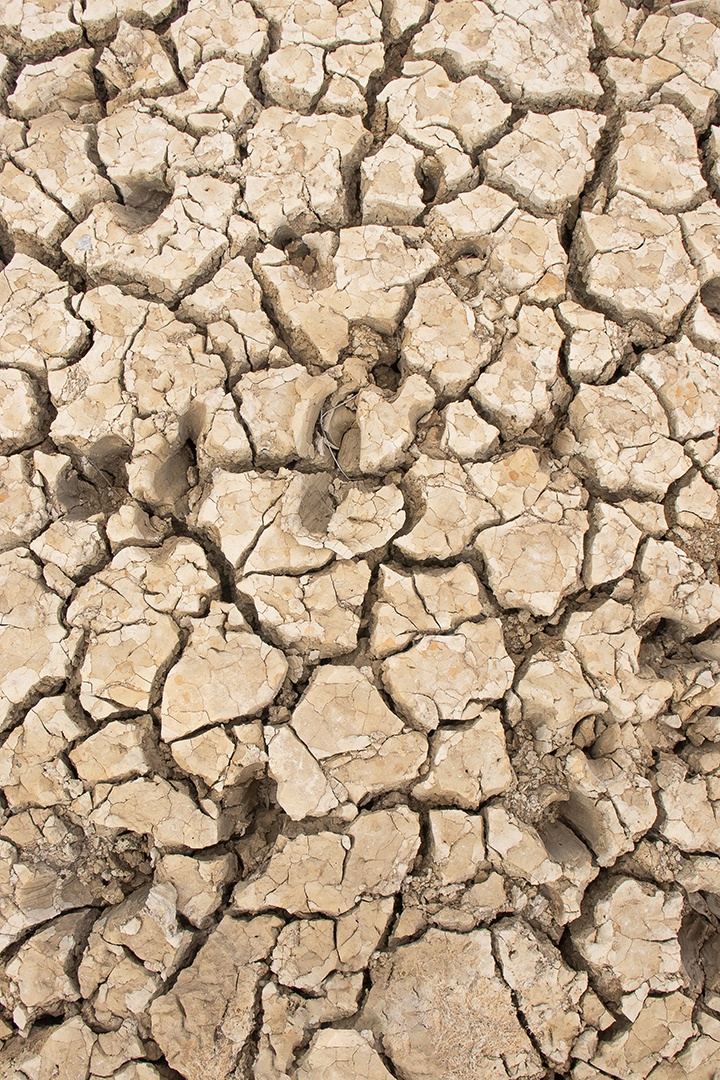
0,160,73,262
1,909,94,1030
290,665,427,804
236,364,336,465
424,182,516,258
382,619,514,732
492,918,587,1071
298,1029,394,1080
634,538,720,638
192,468,288,569
681,200,720,283
440,400,500,462
335,898,394,972
591,990,695,1080
0,696,85,809
233,807,420,916
255,0,381,51
242,109,371,241
0,548,80,731
401,278,492,400
563,599,673,724
466,446,550,522
96,103,195,206
370,562,488,658
241,472,335,575
30,515,107,581
78,931,162,1029
0,253,89,378
394,455,499,561
16,111,116,220
79,0,175,41
516,649,606,754
378,60,510,197
8,49,99,121
155,851,238,928
266,724,339,820
179,254,277,373
0,0,83,60
558,300,628,386
672,470,720,527
67,538,219,719
97,22,181,105
351,374,435,474
428,810,486,886
155,58,258,138
69,716,155,786
90,776,230,850
485,806,563,887
87,883,195,981
560,748,657,866
169,726,236,787
1,1017,97,1080
412,0,601,107
325,483,406,559
171,0,268,79
637,337,720,442
63,174,232,304
326,41,384,92
0,454,50,551
475,485,589,617
261,43,325,112
583,502,642,588
255,225,438,366
271,918,338,992
655,757,720,854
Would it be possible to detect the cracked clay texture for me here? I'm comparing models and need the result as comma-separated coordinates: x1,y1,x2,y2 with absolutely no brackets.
4,0,720,1077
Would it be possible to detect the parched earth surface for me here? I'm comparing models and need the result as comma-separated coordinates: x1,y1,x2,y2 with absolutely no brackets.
4,0,720,1077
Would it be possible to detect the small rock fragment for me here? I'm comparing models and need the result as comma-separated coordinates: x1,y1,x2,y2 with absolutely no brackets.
613,104,706,212
394,455,499,561
90,776,230,850
492,917,587,1071
239,559,371,660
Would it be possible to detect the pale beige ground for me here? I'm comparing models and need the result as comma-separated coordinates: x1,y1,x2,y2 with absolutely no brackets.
1,1,720,1078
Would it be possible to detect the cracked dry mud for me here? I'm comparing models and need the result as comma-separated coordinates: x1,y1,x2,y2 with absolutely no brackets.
4,2,720,1079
